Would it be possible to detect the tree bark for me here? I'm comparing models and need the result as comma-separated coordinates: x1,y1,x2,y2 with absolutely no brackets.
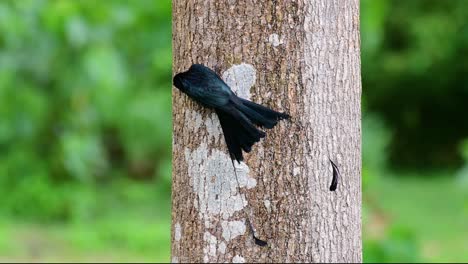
171,0,362,263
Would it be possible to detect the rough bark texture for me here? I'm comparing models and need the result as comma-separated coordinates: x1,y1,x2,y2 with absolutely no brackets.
171,0,362,263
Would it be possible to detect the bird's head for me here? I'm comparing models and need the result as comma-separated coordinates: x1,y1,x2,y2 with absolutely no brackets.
173,72,188,93
173,64,214,94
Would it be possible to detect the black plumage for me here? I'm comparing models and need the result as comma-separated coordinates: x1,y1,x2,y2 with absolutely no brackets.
173,64,290,163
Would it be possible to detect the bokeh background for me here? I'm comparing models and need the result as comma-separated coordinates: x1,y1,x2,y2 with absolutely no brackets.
0,0,467,262
0,0,171,262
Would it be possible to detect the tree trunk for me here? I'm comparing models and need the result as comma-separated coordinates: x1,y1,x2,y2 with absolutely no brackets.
171,0,362,263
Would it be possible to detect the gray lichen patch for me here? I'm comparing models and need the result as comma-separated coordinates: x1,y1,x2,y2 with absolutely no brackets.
185,109,203,131
221,219,246,242
293,167,301,176
205,112,222,143
185,110,222,144
218,241,227,254
174,222,182,242
203,231,218,262
232,255,246,263
268,33,284,47
263,200,272,213
233,161,257,189
184,143,257,220
222,63,256,100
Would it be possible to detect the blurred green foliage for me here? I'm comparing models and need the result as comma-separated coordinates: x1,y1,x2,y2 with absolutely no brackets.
362,0,468,262
0,0,171,217
362,0,468,169
1,0,467,262
0,0,172,261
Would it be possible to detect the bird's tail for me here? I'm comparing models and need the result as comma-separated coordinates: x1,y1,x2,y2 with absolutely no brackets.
216,108,265,163
235,98,290,129
216,99,289,163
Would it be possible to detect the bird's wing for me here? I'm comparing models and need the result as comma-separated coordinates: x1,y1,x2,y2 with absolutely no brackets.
188,83,231,108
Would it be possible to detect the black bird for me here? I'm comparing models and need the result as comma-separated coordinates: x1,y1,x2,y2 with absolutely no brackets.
173,64,290,163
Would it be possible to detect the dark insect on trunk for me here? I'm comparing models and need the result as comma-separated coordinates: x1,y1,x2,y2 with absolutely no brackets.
329,159,340,191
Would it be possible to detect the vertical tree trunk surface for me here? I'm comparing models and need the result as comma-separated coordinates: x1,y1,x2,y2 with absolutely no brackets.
172,0,362,262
